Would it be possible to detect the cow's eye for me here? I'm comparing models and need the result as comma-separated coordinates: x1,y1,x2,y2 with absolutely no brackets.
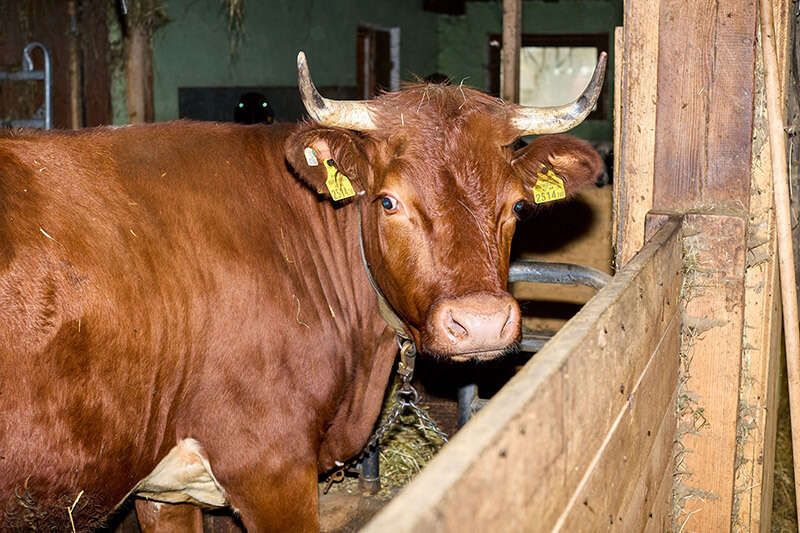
512,199,532,220
381,195,399,213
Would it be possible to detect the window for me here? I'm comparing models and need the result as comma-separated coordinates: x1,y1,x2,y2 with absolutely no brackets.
488,34,609,120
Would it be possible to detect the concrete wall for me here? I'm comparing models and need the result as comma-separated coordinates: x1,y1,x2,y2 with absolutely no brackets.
437,0,622,140
152,0,439,121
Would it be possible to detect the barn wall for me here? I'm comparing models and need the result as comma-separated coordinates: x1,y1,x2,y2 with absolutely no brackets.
436,0,622,141
151,0,439,121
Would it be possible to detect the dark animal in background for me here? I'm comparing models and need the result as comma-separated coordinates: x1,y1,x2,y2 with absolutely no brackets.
0,51,605,531
234,91,275,124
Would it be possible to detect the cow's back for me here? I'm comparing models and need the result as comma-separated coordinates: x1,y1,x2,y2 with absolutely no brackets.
0,122,326,529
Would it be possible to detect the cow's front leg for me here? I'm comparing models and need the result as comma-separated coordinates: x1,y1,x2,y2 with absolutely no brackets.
221,461,319,532
134,499,204,533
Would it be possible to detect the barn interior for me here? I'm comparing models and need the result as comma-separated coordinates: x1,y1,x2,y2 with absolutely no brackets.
1,0,798,532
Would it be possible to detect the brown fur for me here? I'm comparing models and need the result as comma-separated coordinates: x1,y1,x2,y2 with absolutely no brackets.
1,84,601,531
286,84,603,351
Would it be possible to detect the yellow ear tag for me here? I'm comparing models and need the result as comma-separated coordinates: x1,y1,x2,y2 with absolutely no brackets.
532,167,566,204
323,159,356,201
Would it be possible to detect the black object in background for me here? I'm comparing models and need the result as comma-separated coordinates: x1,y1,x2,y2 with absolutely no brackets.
234,92,275,124
178,86,357,124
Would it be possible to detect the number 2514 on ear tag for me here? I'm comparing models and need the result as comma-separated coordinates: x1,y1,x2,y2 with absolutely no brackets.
532,168,566,204
323,159,356,202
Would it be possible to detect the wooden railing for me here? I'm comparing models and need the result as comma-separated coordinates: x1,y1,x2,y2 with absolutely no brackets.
362,217,684,532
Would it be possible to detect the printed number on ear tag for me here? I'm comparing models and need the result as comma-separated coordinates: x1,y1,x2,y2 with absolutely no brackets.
532,167,566,204
323,159,356,201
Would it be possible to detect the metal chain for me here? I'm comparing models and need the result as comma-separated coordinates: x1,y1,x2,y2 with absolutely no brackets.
323,338,449,491
361,339,448,454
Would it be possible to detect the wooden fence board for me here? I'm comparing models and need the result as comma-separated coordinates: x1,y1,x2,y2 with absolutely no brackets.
645,449,676,533
556,312,679,530
620,385,677,532
362,218,683,533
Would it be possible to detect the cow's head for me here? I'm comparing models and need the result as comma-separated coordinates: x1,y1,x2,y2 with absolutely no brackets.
286,52,606,361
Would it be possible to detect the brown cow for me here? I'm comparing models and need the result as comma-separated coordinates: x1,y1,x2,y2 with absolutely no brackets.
0,52,605,531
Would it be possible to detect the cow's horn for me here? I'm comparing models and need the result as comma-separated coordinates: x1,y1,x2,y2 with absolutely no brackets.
297,52,376,131
511,52,607,135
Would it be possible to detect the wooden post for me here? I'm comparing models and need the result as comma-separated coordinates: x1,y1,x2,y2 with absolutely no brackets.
613,0,660,268
125,25,149,123
732,2,788,530
501,0,521,103
760,0,800,526
123,0,161,123
67,0,82,129
651,0,759,530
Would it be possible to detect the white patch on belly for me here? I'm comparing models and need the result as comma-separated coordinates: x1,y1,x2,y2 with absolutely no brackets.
134,438,228,508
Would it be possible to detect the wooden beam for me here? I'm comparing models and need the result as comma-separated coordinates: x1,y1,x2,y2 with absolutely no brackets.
653,0,757,212
501,0,521,103
674,213,747,532
613,0,660,268
362,219,683,532
732,3,788,530
67,0,82,129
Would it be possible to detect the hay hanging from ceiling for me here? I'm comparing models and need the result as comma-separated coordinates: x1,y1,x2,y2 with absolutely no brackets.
221,0,245,60
124,0,169,34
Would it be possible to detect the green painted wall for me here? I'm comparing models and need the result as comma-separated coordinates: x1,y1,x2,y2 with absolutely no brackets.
437,0,622,141
149,0,622,138
152,0,439,121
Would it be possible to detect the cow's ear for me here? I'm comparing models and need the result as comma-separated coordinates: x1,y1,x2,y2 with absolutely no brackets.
285,125,370,202
512,134,604,204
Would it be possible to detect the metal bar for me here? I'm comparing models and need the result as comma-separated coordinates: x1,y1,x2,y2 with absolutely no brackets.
0,43,52,130
508,260,612,290
7,119,46,128
457,384,479,429
0,71,45,81
519,333,549,353
457,262,612,427
359,447,381,494
23,42,52,130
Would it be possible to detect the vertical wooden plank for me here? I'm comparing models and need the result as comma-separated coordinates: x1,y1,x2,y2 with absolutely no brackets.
705,0,758,207
732,1,790,530
612,26,623,188
653,0,757,211
674,213,747,533
67,0,82,129
82,0,112,127
613,0,660,267
611,25,623,261
500,0,521,103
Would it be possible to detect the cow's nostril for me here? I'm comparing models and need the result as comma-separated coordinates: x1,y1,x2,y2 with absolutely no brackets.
500,305,514,335
445,310,469,340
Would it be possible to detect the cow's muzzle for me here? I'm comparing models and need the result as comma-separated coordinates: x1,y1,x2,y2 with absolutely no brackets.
424,292,521,360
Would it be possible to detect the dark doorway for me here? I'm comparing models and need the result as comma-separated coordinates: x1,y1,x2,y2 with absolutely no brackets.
356,25,399,99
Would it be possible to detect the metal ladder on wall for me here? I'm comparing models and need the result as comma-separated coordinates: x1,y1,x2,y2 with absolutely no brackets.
0,42,52,129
